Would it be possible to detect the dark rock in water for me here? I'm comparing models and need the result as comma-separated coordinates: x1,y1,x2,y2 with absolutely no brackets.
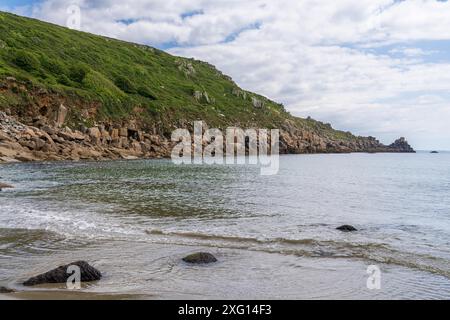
0,182,14,191
0,286,15,293
23,261,101,286
388,137,415,153
336,225,358,232
430,151,439,154
182,252,217,264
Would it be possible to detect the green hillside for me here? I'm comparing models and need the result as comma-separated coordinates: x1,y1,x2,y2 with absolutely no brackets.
0,11,355,141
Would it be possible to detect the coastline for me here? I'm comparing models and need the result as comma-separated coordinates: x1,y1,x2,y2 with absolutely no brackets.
0,109,415,164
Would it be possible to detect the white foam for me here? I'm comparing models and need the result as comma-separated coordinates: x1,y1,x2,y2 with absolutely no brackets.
0,199,143,240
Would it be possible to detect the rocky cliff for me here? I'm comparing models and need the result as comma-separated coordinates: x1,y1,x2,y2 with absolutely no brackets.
0,12,414,163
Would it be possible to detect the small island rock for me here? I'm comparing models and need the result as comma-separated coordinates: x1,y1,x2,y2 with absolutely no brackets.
336,225,358,232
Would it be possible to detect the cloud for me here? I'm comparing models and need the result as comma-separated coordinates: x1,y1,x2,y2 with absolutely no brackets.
5,0,450,149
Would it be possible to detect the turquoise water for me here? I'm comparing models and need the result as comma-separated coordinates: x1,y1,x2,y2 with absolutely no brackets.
0,153,449,299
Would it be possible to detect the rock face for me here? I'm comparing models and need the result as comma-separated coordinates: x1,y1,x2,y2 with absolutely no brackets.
336,225,358,232
182,252,218,264
0,108,417,163
23,261,102,286
388,137,415,153
0,111,172,163
278,120,416,155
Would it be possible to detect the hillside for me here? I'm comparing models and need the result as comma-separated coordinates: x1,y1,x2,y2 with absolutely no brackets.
0,11,414,163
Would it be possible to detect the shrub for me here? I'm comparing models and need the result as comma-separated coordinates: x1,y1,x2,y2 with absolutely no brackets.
57,74,72,86
41,55,66,75
137,86,157,100
69,63,89,83
13,50,40,72
114,75,136,94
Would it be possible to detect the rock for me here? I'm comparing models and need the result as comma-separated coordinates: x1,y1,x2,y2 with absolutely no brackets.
0,131,12,141
15,152,37,162
232,88,247,99
110,128,119,140
59,129,85,141
388,137,415,153
23,261,102,286
336,225,358,232
32,137,46,150
0,156,20,163
182,252,218,264
0,286,15,293
55,104,68,127
88,127,101,144
119,127,128,137
430,151,439,154
251,97,265,109
0,182,14,191
193,91,213,104
176,59,196,76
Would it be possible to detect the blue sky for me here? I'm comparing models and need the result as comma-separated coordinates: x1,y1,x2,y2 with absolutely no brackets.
2,0,450,150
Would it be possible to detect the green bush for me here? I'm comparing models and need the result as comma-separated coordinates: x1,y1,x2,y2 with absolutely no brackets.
137,86,157,100
57,74,72,86
115,75,136,94
69,63,89,83
12,50,40,72
41,55,66,75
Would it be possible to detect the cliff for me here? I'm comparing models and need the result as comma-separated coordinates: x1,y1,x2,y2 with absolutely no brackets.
0,12,414,163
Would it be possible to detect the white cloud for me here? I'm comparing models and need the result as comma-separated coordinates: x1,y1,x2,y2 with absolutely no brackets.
7,0,450,149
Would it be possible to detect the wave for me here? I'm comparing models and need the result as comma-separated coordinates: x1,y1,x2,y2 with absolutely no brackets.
145,229,450,279
1,197,448,280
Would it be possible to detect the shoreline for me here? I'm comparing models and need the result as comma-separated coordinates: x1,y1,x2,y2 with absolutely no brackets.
1,110,415,164
1,237,449,300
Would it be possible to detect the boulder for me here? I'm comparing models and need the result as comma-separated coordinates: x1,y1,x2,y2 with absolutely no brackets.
336,225,358,232
0,286,15,293
23,261,102,286
182,252,217,264
59,130,85,141
251,97,265,109
0,182,14,191
88,127,101,144
0,131,12,141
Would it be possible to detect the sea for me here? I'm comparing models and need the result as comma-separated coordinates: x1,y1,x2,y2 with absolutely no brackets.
1,152,449,299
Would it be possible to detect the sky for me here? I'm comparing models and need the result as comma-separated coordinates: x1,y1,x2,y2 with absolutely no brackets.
2,0,450,150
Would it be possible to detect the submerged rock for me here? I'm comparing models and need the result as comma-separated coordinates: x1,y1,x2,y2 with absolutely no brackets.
336,225,358,232
182,252,218,264
23,261,102,286
0,286,15,293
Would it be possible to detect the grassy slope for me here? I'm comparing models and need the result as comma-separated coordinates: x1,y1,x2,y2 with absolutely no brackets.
0,11,357,141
